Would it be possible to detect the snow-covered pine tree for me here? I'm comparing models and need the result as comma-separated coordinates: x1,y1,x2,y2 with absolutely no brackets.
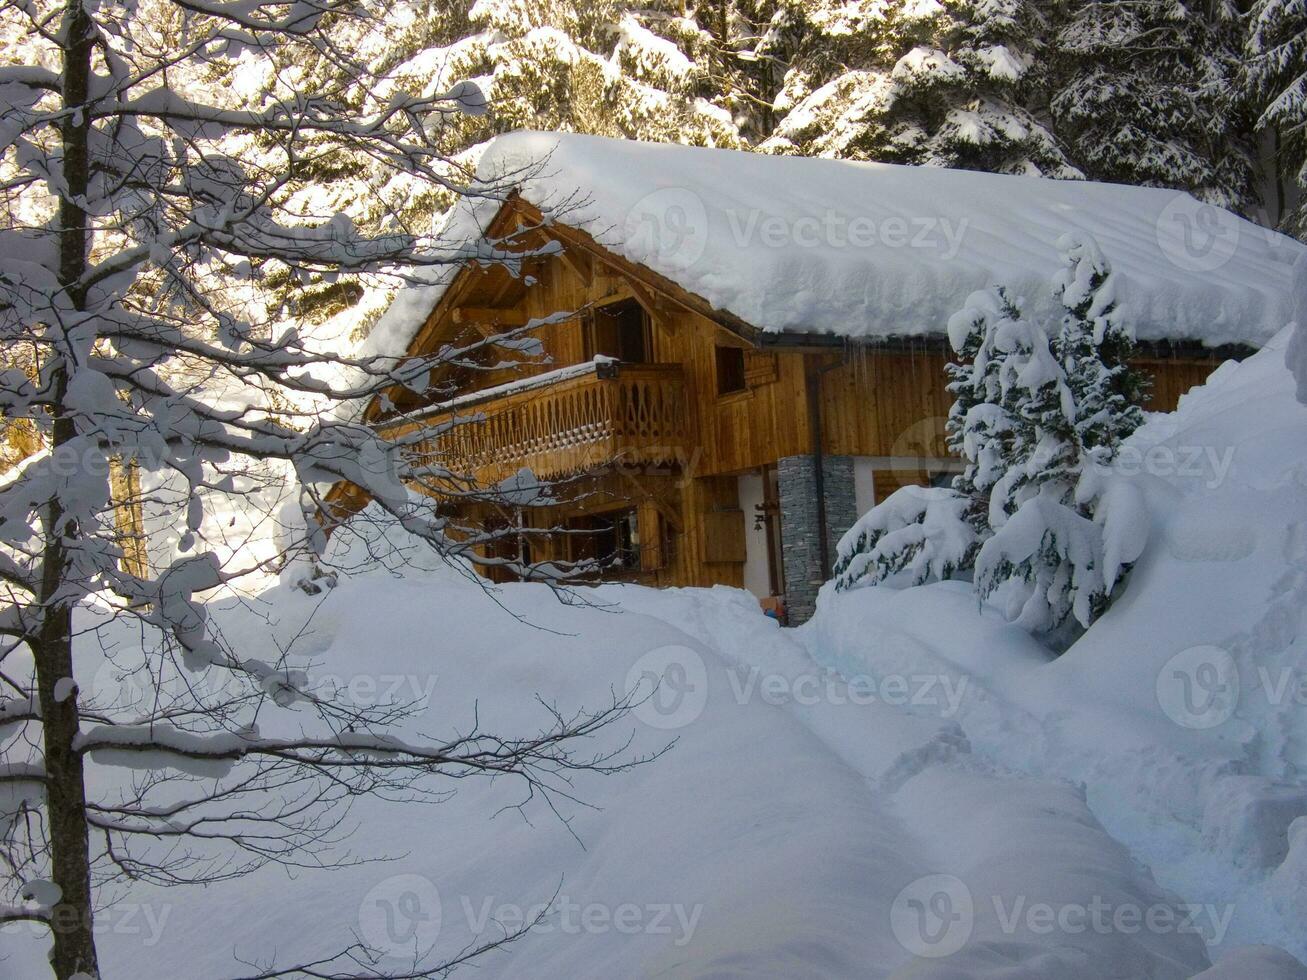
683,0,800,140
946,285,1022,504
1050,231,1148,458
467,0,738,143
240,0,743,342
974,234,1147,635
833,287,1026,593
1244,0,1307,236
1050,0,1257,211
0,3,643,977
837,234,1148,639
967,286,1069,533
763,0,1078,177
831,485,979,589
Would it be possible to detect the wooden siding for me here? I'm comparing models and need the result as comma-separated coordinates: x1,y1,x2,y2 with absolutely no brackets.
378,362,689,487
336,198,1239,591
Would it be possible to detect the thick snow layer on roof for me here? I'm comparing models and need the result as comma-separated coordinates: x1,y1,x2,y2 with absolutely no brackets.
366,131,1305,358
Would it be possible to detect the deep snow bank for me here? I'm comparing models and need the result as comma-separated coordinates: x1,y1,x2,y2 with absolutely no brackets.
4,570,1260,978
9,335,1307,977
804,330,1307,970
0,577,934,978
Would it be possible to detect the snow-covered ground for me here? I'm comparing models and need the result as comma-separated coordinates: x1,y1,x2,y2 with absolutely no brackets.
6,343,1307,978
804,328,1307,974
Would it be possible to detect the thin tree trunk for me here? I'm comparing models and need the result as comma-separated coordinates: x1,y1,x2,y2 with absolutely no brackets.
34,2,102,975
33,567,98,979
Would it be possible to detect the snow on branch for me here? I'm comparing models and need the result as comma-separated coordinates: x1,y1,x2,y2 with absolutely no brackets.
0,3,642,974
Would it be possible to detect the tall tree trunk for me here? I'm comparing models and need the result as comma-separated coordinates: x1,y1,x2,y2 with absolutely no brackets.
33,554,97,979
34,2,102,976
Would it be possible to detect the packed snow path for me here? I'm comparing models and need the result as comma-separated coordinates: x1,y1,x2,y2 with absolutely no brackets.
623,587,1307,979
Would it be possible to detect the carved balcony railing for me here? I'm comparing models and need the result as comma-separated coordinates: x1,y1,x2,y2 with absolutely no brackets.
379,360,689,488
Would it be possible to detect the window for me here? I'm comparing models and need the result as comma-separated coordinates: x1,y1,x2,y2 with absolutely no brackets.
565,509,640,572
715,345,747,395
586,299,649,363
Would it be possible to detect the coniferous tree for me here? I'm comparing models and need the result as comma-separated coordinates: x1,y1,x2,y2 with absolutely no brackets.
836,234,1148,640
763,0,1078,176
974,236,1147,634
1245,0,1307,236
243,0,744,339
1050,0,1257,210
1051,232,1148,457
688,0,800,140
946,285,1022,506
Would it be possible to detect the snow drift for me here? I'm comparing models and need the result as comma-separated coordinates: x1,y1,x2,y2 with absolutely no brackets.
807,329,1307,971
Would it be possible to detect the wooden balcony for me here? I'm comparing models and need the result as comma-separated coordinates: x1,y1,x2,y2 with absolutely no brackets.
381,360,689,487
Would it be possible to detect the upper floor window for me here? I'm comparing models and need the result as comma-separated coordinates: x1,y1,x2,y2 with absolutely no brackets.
586,298,650,363
716,345,747,395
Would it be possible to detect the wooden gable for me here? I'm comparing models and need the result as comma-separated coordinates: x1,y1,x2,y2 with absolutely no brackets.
370,196,764,421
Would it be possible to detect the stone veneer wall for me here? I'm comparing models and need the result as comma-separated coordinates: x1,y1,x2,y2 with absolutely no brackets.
777,454,858,624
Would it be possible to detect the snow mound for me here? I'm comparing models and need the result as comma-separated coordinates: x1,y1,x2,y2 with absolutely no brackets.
806,332,1307,968
316,495,477,582
7,573,1272,977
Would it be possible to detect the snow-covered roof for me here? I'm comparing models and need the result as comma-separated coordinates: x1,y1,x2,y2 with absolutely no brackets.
367,131,1306,357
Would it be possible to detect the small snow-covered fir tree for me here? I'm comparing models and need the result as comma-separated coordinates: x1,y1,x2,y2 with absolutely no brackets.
834,285,1042,594
837,233,1148,640
1050,0,1256,210
832,485,979,589
975,234,1147,634
1050,231,1148,457
1244,0,1307,236
945,285,1022,504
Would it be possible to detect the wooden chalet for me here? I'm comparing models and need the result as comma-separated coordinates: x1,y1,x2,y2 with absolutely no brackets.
328,132,1301,622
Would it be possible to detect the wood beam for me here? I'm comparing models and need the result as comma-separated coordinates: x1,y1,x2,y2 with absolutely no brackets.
556,243,594,288
622,276,674,335
452,307,532,328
